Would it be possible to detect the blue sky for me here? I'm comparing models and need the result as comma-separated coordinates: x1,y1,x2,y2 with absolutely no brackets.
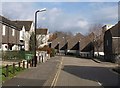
1,1,119,35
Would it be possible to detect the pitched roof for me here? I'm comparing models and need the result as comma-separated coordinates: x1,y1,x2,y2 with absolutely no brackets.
12,21,33,31
67,33,84,50
51,35,72,49
109,21,120,37
36,28,48,35
0,15,17,29
80,32,95,51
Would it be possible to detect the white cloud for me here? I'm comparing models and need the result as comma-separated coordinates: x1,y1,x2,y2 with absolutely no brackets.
91,5,118,24
1,2,118,35
76,19,88,28
2,2,34,20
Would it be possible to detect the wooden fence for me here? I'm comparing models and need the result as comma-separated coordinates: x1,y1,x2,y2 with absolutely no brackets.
2,59,33,77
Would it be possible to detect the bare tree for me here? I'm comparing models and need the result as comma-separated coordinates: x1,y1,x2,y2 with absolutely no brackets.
89,24,103,36
88,23,103,56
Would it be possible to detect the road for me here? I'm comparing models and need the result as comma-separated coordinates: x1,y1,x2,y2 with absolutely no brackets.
52,56,120,88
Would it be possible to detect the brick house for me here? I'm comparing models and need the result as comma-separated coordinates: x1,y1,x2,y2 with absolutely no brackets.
0,15,20,51
104,22,120,62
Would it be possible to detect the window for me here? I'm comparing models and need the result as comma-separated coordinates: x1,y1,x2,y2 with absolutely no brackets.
12,29,15,36
107,40,108,46
2,25,6,35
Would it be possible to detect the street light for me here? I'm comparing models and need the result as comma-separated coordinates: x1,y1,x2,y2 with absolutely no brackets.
34,8,46,67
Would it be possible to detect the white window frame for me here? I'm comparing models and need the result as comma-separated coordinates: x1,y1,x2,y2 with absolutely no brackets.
2,25,6,35
12,29,15,36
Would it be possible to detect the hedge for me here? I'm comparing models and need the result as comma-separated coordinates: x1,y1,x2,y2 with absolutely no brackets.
2,51,34,60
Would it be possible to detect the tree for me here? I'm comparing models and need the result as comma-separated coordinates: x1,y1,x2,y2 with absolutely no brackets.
88,24,103,56
29,32,35,51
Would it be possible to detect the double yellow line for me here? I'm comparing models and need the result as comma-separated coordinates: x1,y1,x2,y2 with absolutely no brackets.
50,58,63,88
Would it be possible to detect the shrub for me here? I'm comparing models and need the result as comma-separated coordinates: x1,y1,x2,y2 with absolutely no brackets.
50,48,55,57
37,46,55,57
2,51,34,61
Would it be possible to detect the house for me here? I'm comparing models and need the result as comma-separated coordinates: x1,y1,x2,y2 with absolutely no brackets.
0,15,20,51
51,33,72,54
36,28,49,48
79,32,95,58
104,22,120,62
67,33,84,55
12,21,34,51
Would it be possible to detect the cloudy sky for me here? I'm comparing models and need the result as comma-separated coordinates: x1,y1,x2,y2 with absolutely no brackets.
1,0,119,35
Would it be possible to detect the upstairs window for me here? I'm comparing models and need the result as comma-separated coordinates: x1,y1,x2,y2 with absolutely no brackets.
2,25,6,35
12,29,15,36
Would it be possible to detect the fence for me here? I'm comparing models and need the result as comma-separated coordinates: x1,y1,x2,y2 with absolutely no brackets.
1,51,50,78
2,59,33,78
36,51,50,63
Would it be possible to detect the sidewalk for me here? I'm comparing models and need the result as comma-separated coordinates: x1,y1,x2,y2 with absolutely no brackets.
92,58,118,67
2,56,62,87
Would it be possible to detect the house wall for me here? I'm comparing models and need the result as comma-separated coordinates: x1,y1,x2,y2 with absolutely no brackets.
2,25,8,44
104,30,113,61
0,23,2,50
1,23,20,50
112,37,120,54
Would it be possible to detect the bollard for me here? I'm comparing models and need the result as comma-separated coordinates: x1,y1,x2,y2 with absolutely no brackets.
18,62,21,71
27,60,29,68
6,65,9,77
30,60,32,67
39,56,40,63
23,61,25,69
13,63,15,74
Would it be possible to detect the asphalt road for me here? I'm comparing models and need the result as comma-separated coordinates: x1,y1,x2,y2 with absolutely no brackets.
52,56,120,88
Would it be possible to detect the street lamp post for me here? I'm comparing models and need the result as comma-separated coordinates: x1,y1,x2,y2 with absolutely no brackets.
34,8,46,67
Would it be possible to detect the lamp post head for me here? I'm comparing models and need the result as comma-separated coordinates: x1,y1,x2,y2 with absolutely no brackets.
38,8,46,12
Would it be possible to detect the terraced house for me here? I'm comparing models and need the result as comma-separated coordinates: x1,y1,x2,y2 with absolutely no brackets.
67,33,84,55
0,15,20,51
12,20,34,51
0,16,34,51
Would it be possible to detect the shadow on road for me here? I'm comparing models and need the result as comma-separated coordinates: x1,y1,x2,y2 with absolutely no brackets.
62,65,120,87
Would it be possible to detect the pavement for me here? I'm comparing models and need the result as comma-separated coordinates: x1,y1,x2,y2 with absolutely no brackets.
92,58,118,67
2,56,62,88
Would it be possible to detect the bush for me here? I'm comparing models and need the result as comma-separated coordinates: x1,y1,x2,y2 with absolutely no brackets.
37,46,55,57
50,48,55,57
2,51,34,61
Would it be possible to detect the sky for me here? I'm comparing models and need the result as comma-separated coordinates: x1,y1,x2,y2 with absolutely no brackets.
1,0,119,35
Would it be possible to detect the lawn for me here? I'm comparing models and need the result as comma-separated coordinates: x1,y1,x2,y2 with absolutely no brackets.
1,65,25,82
